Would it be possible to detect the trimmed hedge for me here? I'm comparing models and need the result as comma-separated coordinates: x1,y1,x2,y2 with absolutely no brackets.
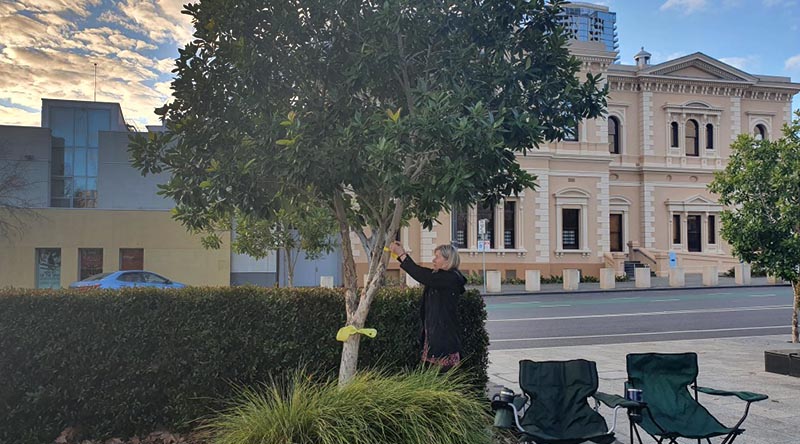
0,287,488,443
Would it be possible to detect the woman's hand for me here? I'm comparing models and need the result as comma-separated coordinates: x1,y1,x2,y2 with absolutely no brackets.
388,241,406,258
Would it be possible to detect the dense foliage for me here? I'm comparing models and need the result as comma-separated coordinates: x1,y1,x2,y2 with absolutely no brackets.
709,110,800,342
0,287,488,442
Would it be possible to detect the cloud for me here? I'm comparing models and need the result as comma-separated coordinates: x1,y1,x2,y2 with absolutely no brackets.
659,0,708,14
719,55,758,71
0,1,193,126
785,54,800,71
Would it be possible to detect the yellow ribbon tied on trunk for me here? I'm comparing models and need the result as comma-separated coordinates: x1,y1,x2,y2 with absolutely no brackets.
336,325,378,342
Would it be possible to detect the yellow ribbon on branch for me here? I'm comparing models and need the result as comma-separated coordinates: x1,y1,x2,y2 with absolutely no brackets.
383,246,398,259
336,325,378,342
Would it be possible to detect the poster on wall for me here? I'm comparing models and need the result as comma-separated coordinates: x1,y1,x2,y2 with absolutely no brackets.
36,248,61,289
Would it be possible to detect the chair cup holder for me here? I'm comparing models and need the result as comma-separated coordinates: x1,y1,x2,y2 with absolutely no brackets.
493,406,515,428
627,402,646,424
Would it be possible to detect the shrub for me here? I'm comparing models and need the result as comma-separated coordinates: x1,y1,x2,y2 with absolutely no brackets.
204,368,492,444
615,274,630,282
0,287,488,443
540,275,563,284
580,275,599,283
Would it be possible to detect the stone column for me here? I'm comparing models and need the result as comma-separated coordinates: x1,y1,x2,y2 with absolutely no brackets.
669,268,685,287
600,268,616,290
702,266,718,286
486,270,502,293
735,263,751,285
635,267,651,288
525,270,541,292
563,269,580,291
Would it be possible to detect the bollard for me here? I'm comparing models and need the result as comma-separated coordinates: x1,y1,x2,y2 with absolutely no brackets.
525,270,541,292
735,264,751,285
669,268,685,287
635,267,651,288
320,276,334,288
486,271,502,293
600,268,616,290
767,274,780,285
702,266,718,286
563,269,580,291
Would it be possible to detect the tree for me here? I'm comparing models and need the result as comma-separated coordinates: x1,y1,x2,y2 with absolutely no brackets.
230,201,338,288
709,110,800,343
129,0,607,384
0,144,38,240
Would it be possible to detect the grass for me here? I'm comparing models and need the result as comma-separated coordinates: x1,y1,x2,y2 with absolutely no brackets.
203,367,493,444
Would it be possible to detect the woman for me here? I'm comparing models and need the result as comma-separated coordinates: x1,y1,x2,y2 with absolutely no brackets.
388,241,466,371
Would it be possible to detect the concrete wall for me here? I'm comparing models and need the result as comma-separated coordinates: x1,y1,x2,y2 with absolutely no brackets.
0,125,51,207
0,208,231,288
97,131,173,210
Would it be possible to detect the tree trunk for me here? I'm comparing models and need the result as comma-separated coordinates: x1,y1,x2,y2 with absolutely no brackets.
792,281,799,343
285,248,295,288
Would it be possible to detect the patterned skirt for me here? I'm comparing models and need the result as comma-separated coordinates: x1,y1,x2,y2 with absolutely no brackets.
421,330,461,368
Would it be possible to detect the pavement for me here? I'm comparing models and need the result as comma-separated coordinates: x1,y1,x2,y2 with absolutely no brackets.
470,274,790,296
483,277,799,444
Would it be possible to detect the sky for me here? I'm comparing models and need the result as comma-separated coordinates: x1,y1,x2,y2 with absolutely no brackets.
0,0,799,128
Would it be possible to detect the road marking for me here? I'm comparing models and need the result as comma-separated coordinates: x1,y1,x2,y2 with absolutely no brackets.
490,325,789,343
487,304,791,323
749,293,777,298
538,304,572,308
650,298,680,302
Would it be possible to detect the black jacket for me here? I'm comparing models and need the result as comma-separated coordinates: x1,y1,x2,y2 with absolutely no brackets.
399,255,466,357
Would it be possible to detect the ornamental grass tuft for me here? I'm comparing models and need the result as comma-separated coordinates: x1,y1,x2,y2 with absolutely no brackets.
204,367,492,444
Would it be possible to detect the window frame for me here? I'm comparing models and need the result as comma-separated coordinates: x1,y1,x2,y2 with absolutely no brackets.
685,119,699,156
608,116,620,154
705,123,714,150
562,208,581,250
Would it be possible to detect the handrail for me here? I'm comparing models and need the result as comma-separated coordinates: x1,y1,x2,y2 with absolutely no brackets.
632,247,657,267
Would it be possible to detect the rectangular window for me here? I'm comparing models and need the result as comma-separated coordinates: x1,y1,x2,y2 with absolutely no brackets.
673,214,681,244
477,203,495,249
120,248,144,270
564,123,579,141
503,201,516,249
708,215,716,245
562,208,580,250
79,248,103,280
35,248,61,289
609,214,623,252
452,207,468,248
687,215,702,252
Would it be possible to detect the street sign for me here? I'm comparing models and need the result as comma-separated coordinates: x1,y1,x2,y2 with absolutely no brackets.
669,251,677,268
478,219,487,235
477,240,490,252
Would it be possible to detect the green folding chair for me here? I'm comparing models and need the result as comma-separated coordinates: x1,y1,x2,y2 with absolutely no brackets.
492,359,618,444
596,352,768,444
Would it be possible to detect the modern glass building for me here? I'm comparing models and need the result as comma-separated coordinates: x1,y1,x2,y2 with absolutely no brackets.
558,2,618,55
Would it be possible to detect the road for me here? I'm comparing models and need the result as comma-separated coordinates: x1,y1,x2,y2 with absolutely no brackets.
485,286,795,350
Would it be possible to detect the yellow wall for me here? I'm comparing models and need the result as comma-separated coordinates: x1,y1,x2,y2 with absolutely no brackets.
0,209,230,288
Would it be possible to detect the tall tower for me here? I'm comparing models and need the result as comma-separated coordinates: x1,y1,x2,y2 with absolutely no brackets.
557,2,619,58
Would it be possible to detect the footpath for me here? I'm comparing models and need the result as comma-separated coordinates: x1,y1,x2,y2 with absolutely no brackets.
482,277,799,444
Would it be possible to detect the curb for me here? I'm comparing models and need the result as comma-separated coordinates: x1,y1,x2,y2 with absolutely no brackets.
476,283,792,297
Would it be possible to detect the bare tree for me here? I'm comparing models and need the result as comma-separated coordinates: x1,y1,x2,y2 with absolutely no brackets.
0,143,39,240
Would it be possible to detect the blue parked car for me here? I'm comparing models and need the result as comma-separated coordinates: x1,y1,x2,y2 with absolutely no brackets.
69,270,186,290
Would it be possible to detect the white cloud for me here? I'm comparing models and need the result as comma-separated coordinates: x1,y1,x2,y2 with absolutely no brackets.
719,55,758,71
659,0,708,14
0,1,193,126
785,54,800,71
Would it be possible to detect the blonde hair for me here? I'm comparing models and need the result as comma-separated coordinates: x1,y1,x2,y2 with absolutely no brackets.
434,244,460,270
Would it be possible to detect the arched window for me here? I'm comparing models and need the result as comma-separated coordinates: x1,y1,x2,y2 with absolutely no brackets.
608,116,620,154
754,124,767,141
705,123,714,149
670,122,679,147
685,119,699,156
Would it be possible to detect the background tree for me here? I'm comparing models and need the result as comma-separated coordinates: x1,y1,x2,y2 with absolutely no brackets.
230,201,338,288
709,110,800,343
129,0,607,384
0,143,38,240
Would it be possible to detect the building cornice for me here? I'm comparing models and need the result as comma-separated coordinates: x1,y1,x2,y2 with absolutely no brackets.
607,75,798,102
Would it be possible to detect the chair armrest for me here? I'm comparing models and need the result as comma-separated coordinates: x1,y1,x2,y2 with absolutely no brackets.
695,386,768,403
594,391,644,409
